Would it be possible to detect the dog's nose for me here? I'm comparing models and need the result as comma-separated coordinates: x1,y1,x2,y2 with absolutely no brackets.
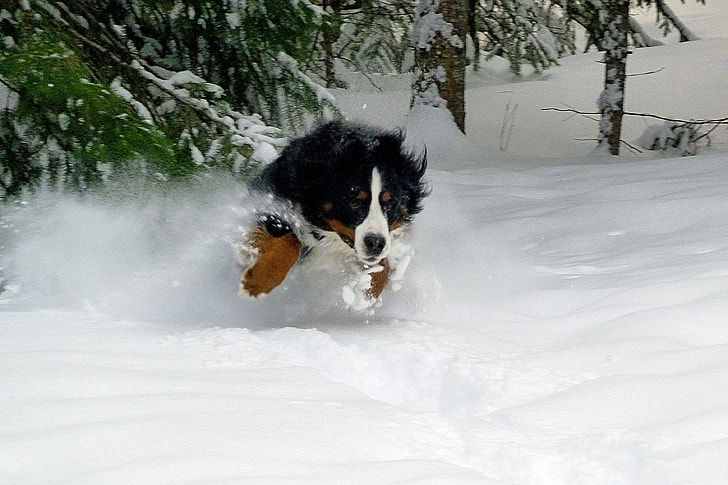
363,233,387,256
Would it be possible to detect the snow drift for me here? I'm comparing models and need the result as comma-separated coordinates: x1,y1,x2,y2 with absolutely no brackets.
4,151,728,484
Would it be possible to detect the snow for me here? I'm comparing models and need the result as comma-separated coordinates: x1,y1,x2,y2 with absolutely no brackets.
111,77,154,124
277,52,337,105
3,3,728,484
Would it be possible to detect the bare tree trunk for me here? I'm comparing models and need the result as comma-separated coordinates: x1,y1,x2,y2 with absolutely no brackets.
440,0,467,132
468,0,479,69
411,0,467,133
597,0,630,155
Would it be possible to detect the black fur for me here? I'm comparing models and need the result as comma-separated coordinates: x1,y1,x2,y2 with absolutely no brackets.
256,120,428,235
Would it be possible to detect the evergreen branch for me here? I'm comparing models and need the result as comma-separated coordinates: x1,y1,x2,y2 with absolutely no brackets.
130,59,281,148
654,0,700,42
58,25,165,126
336,56,384,91
0,77,19,93
46,5,247,137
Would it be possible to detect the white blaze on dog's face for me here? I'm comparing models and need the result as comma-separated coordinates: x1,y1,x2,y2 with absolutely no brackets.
355,168,390,264
315,164,417,265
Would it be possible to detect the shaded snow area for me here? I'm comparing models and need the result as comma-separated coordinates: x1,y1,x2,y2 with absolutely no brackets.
3,4,728,484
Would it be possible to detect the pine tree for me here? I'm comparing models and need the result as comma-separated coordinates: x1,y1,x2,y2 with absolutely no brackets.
0,0,335,198
471,0,574,74
0,25,181,196
314,0,415,87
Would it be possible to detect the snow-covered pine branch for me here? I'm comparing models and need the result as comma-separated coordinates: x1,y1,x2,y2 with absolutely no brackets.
128,60,284,169
1,0,344,194
653,0,701,42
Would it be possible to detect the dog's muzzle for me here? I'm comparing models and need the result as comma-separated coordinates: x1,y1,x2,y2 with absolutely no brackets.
360,232,388,263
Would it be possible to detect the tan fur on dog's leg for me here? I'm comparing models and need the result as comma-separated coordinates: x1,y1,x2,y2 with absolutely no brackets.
240,226,303,298
368,258,390,300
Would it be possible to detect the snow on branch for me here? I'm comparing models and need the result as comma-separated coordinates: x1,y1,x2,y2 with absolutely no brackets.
128,59,283,154
413,10,453,51
654,0,700,42
276,52,337,106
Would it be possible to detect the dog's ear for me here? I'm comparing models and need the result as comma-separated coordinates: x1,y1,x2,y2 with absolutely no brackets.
403,146,429,216
369,128,428,217
368,129,403,161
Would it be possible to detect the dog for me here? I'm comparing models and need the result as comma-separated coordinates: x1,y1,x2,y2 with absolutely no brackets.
238,120,428,305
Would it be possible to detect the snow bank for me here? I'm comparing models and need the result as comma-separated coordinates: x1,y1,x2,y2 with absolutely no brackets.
4,151,728,483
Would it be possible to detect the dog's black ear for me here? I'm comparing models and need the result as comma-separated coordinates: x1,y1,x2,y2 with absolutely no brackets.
404,145,429,216
255,140,304,201
370,126,429,217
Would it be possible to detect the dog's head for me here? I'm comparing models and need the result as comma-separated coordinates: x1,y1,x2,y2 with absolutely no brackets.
261,120,428,264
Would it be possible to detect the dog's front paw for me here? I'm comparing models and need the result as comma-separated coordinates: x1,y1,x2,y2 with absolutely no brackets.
236,239,261,298
240,266,272,299
341,261,389,312
237,223,303,299
341,272,377,312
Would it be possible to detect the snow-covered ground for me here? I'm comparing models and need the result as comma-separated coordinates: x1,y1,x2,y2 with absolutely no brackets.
2,3,728,484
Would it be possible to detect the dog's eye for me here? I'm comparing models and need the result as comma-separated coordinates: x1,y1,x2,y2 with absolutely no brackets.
380,191,396,213
349,189,369,211
381,198,395,213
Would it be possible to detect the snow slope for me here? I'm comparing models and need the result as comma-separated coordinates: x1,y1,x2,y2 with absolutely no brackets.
2,3,728,484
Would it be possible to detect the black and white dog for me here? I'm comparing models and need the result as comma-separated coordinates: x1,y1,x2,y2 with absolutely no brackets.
239,120,428,305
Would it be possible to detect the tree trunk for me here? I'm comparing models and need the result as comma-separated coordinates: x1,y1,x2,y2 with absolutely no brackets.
322,0,342,89
597,0,630,155
468,0,479,69
411,0,467,133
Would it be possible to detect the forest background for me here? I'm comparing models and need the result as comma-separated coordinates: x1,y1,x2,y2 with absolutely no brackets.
1,0,716,199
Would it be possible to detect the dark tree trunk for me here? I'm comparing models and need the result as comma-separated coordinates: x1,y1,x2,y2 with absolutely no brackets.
411,0,467,133
322,0,342,89
440,0,467,132
597,0,630,155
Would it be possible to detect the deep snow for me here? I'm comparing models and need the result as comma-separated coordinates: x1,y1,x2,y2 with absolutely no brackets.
3,3,728,484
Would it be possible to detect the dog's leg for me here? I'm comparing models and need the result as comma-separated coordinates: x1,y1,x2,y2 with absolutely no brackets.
239,216,303,298
368,258,391,300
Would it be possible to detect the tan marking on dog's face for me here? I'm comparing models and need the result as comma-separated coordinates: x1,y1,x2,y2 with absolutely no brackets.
321,217,356,247
379,190,397,220
390,219,408,232
349,190,370,211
